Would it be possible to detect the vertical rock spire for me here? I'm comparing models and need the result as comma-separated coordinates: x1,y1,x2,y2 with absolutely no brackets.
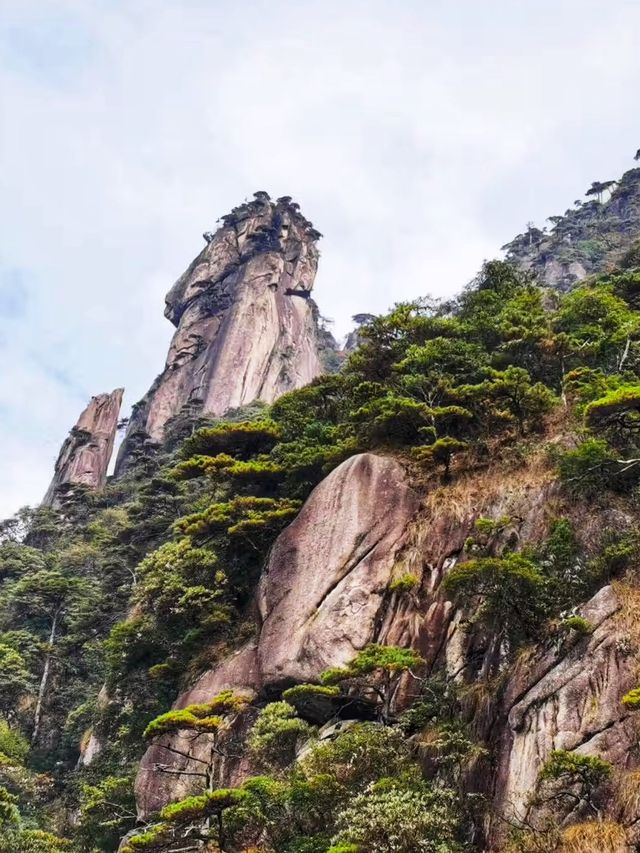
42,389,124,507
115,193,325,474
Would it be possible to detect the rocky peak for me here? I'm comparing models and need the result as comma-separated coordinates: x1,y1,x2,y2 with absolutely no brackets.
42,388,124,508
503,165,640,289
343,312,376,353
115,193,326,474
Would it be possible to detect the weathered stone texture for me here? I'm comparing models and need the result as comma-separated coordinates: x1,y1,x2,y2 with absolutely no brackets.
132,453,640,840
115,196,324,473
42,388,124,507
135,452,418,816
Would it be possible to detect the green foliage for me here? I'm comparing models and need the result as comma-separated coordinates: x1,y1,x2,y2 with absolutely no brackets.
553,283,639,369
281,684,342,722
249,701,314,769
443,553,546,643
159,787,249,822
0,784,19,826
300,723,412,789
352,393,432,447
180,420,280,460
556,438,638,497
321,644,424,684
560,615,594,635
413,436,468,478
389,573,420,593
0,643,33,717
622,687,640,708
331,782,461,853
76,775,137,853
0,829,70,853
539,749,611,790
585,384,640,439
134,539,229,631
0,720,29,762
174,495,301,544
172,453,284,487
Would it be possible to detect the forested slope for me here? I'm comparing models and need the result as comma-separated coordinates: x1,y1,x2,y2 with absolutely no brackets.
3,180,640,852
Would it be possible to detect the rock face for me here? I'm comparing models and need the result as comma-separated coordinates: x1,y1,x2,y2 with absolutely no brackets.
503,166,640,290
115,194,325,473
494,584,638,827
134,452,418,816
42,389,124,507
131,449,640,841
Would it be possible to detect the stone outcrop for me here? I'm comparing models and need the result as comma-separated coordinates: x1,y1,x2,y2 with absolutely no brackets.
131,448,640,840
115,194,326,473
494,584,638,827
42,389,124,507
343,313,376,353
134,452,418,816
503,166,640,290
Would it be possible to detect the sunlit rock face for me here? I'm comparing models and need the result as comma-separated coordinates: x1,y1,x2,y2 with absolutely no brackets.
134,452,419,817
494,584,638,827
115,194,325,473
42,388,124,508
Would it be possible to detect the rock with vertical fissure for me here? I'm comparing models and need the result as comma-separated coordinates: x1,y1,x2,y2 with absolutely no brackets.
42,388,124,507
134,452,419,817
115,196,326,474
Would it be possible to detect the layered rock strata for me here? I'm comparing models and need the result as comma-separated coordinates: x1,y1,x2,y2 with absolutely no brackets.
115,194,325,473
42,388,124,507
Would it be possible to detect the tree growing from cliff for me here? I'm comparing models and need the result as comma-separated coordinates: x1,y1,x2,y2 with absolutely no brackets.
443,554,547,649
5,568,95,743
535,750,612,818
124,691,253,852
143,690,251,792
586,180,616,203
319,644,425,724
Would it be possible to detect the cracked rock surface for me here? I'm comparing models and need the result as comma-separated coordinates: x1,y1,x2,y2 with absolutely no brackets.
42,388,124,507
116,196,324,474
134,452,418,816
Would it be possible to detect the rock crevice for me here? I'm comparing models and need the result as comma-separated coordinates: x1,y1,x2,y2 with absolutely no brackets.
115,196,326,473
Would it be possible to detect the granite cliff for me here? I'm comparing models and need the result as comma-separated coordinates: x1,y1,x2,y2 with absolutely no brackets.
115,193,327,474
42,388,123,508
4,165,640,853
503,165,640,290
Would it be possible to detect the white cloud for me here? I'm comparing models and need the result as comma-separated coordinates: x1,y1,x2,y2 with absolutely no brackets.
1,0,639,516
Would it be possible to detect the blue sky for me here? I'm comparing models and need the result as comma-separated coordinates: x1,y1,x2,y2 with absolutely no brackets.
1,0,640,516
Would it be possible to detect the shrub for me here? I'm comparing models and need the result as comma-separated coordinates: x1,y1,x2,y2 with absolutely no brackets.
539,749,611,790
249,702,314,768
389,574,420,594
331,783,460,853
557,439,622,498
180,420,280,460
443,553,547,643
560,615,593,636
622,687,640,708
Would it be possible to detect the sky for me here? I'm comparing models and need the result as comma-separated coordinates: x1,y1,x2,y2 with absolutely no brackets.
1,0,639,518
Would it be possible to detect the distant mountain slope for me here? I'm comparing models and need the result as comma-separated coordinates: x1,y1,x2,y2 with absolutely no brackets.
503,164,640,289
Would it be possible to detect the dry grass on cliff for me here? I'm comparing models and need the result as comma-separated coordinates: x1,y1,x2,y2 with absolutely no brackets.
557,820,628,853
421,443,557,525
610,768,640,825
611,579,640,651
